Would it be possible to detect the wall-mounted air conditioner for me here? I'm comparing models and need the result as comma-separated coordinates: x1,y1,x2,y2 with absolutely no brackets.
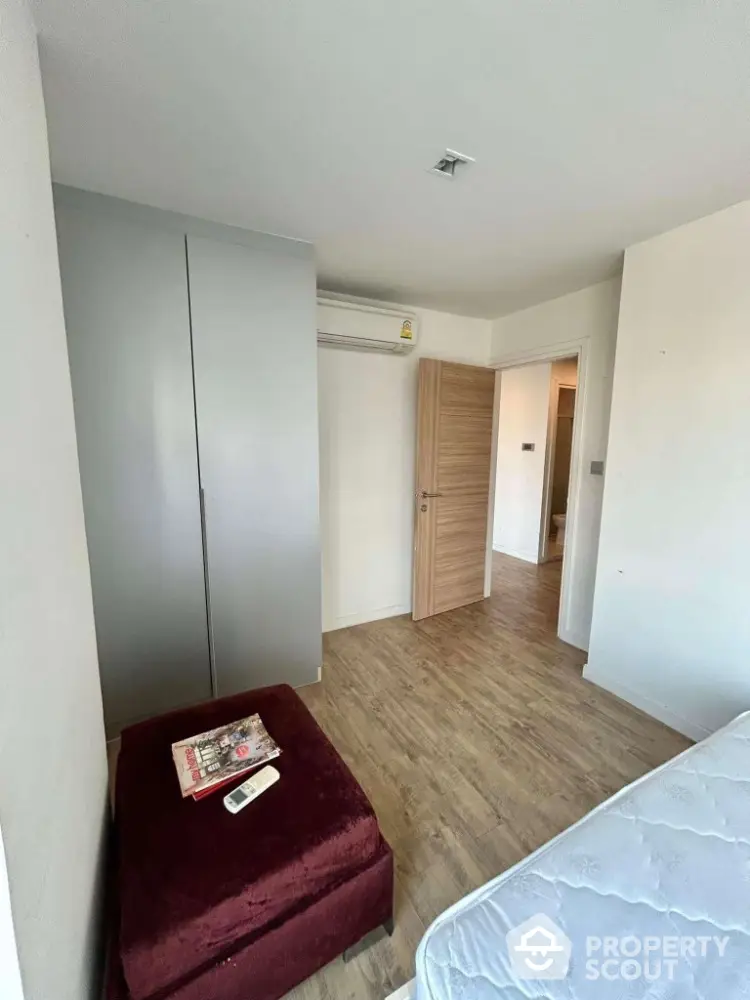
317,297,418,354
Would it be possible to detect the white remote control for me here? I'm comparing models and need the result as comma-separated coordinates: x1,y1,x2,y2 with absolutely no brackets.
223,765,280,814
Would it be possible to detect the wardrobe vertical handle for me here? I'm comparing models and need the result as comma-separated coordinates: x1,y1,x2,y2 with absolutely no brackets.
199,486,218,698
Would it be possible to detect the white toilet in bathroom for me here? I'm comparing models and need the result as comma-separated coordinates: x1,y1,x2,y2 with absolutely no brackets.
552,513,566,544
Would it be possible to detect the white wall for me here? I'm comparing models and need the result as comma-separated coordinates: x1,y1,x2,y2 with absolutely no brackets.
492,363,551,562
318,302,491,631
586,200,750,740
0,2,108,997
491,278,621,649
0,828,24,1000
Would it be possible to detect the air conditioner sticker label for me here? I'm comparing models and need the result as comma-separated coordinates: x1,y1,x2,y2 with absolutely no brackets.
400,320,413,340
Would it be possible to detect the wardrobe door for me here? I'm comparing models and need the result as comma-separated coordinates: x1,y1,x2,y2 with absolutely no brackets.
57,204,211,736
187,234,321,696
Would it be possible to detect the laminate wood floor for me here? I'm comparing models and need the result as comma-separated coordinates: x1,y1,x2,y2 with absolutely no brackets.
106,553,690,999
289,552,690,1000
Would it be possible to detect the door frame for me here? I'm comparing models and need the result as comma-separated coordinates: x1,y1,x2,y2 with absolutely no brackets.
485,337,589,649
539,379,577,564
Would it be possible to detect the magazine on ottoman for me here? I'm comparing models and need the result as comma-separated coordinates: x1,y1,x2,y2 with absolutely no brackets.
172,713,281,799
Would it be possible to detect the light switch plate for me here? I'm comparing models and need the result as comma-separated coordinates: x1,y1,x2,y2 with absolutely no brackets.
590,460,604,475
521,443,535,452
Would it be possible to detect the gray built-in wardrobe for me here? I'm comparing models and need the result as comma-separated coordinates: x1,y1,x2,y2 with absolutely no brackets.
55,187,321,737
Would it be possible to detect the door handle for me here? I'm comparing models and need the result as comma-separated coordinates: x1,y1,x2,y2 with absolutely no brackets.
199,486,218,699
419,490,443,498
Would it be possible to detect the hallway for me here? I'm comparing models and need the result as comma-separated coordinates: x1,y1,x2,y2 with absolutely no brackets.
295,552,690,999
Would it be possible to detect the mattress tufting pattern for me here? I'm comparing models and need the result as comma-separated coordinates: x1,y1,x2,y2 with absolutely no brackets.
416,711,750,999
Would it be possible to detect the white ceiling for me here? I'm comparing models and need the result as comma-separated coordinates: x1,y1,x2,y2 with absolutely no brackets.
31,0,750,318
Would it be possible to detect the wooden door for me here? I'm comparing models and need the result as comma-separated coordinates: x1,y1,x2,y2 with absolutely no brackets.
413,359,496,620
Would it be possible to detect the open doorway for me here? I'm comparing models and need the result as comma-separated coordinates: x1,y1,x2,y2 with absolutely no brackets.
540,359,578,563
410,350,588,650
489,354,579,631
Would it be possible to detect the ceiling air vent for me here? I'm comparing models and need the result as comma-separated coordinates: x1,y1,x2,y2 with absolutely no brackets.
429,148,475,179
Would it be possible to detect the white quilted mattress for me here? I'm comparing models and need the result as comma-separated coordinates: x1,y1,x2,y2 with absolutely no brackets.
416,711,750,999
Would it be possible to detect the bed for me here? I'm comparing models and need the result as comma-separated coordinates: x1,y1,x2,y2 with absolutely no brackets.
415,711,750,999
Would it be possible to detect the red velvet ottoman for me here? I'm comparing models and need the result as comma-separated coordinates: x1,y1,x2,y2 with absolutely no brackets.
107,684,394,1000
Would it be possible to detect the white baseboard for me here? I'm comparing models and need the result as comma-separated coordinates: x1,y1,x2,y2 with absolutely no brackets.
582,663,710,742
323,604,410,633
558,626,588,652
385,980,415,1000
295,668,322,689
492,544,539,564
